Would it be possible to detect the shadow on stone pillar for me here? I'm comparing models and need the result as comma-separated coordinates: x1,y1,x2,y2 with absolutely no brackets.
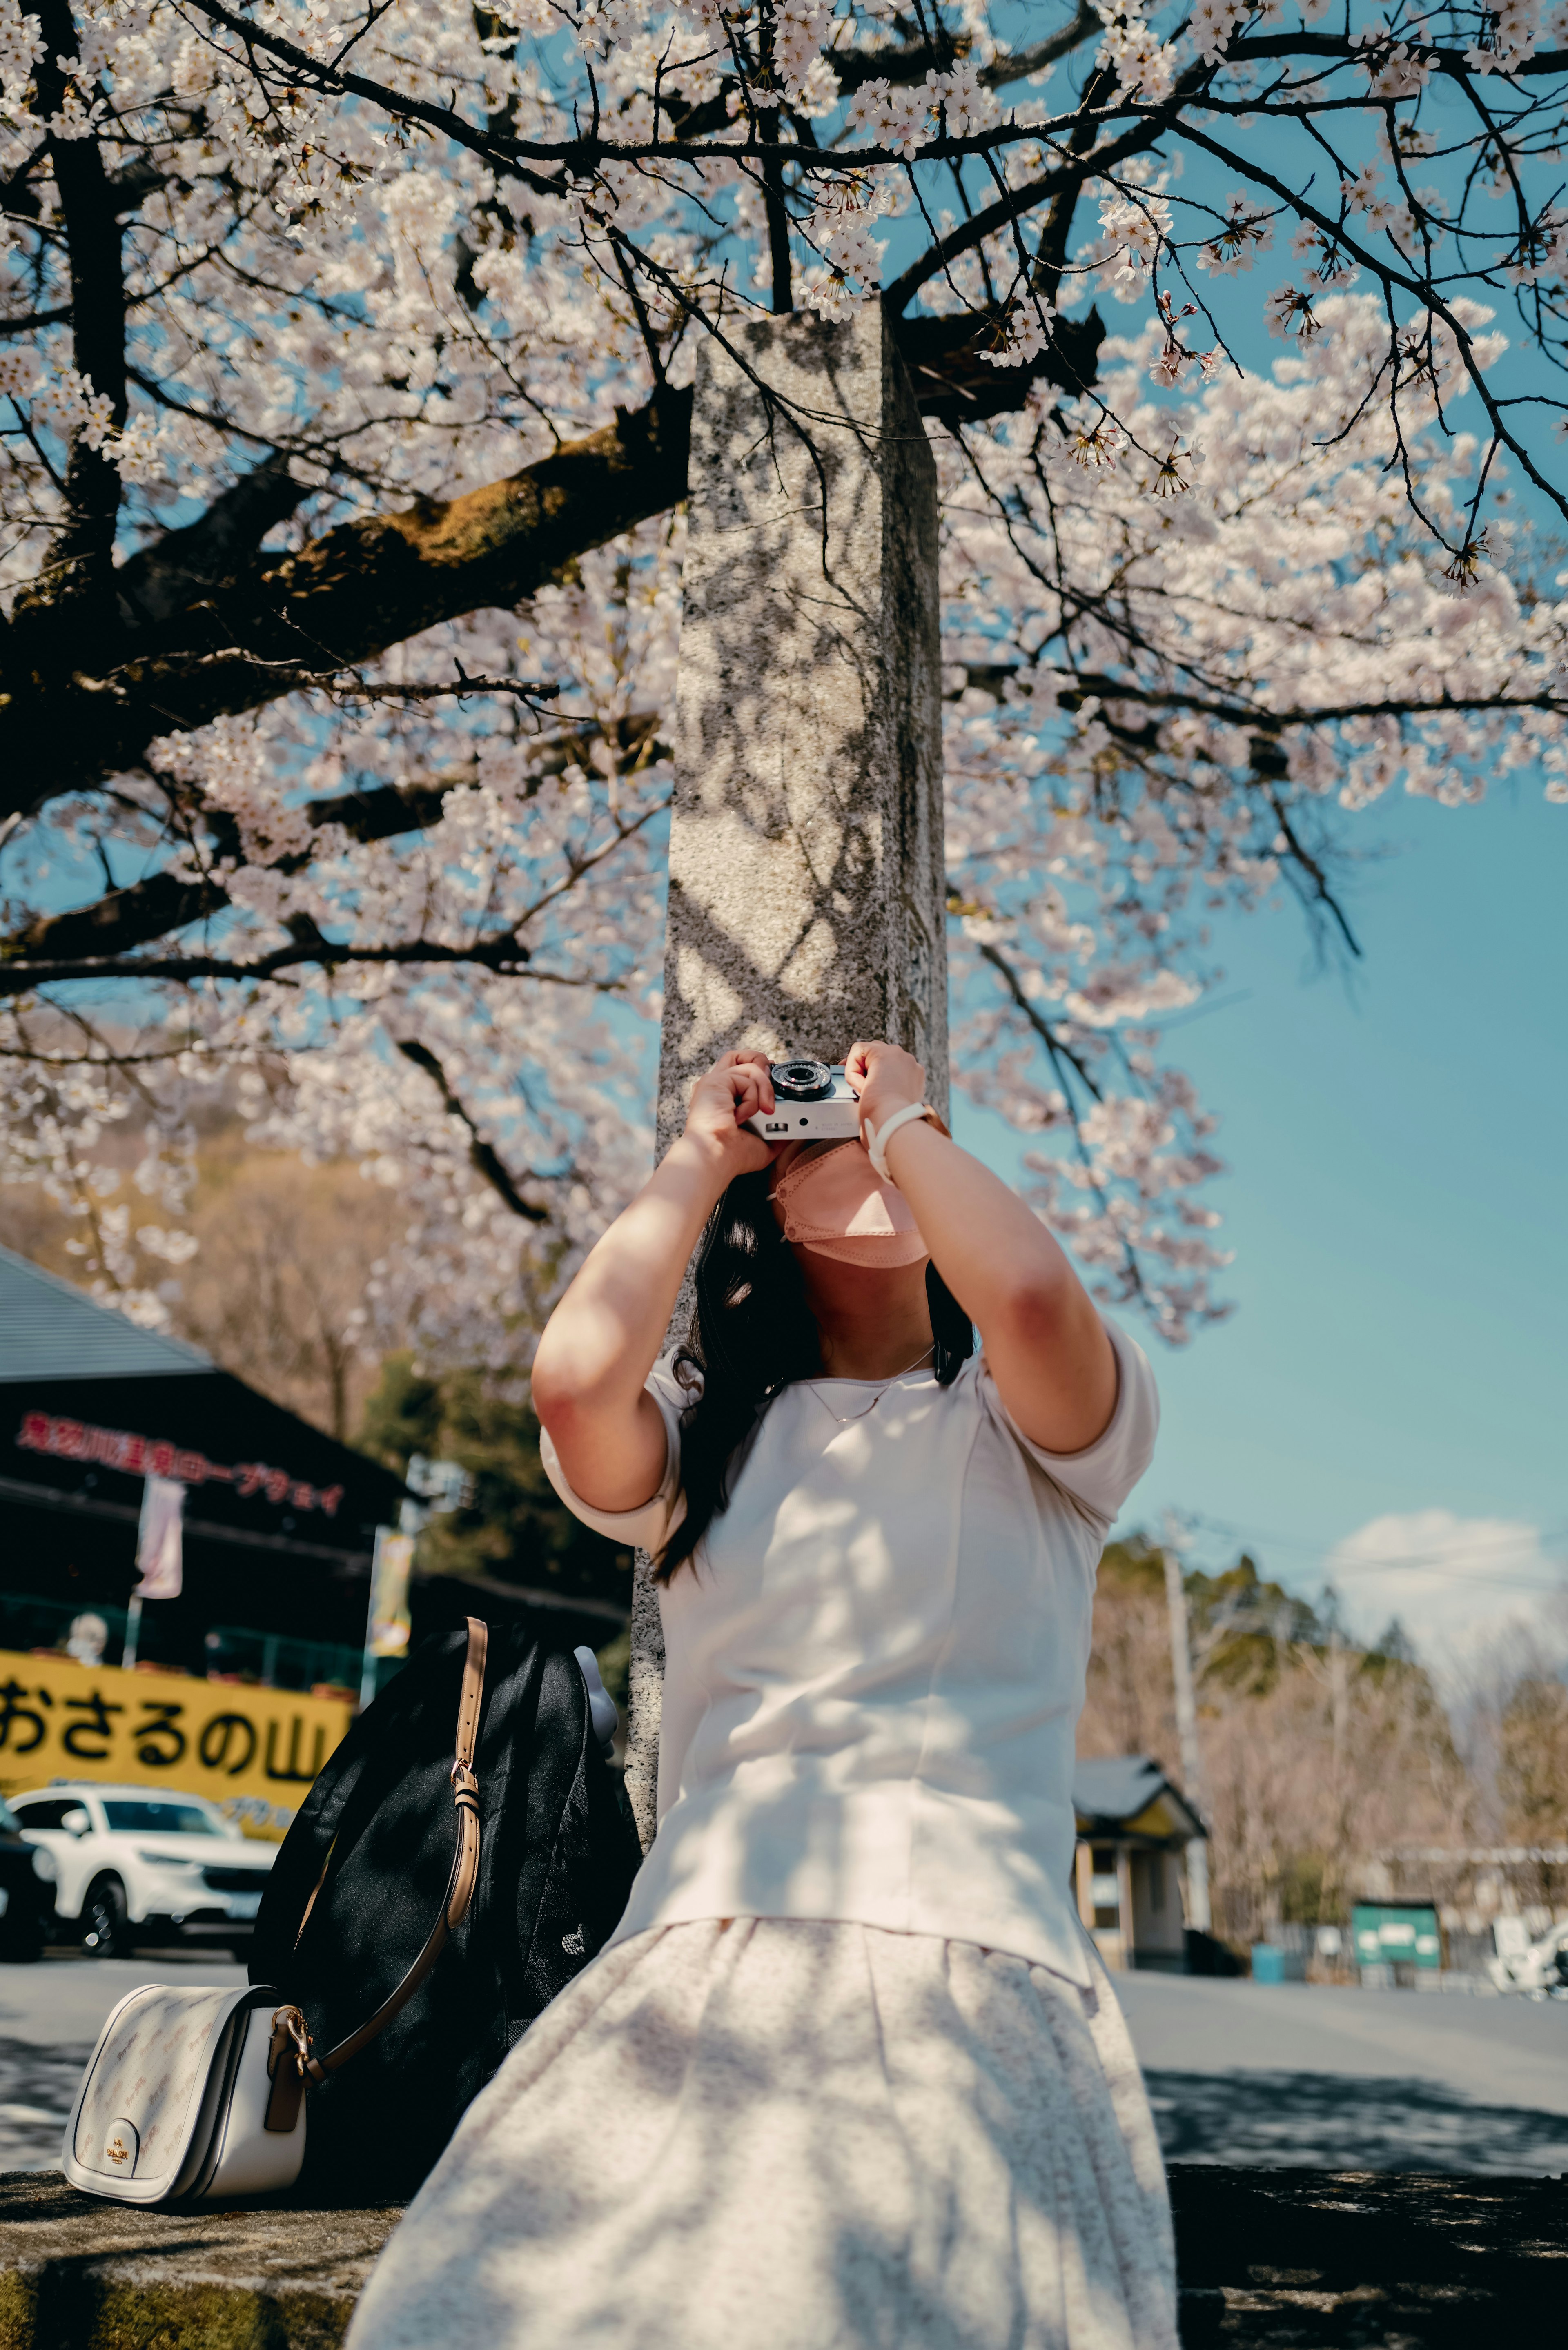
624,307,947,1850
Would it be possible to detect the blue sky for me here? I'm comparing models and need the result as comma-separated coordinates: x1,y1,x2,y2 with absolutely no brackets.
953,777,1568,1657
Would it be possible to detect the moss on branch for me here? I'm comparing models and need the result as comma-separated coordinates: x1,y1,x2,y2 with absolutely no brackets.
0,385,694,815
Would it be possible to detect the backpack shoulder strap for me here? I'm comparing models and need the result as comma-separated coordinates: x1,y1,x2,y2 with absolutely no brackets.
287,1617,488,2091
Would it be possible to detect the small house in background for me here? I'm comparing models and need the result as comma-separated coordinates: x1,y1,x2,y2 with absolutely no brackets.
1073,1754,1206,1972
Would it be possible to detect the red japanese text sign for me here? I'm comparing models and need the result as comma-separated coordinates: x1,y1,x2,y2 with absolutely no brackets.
16,1412,344,1517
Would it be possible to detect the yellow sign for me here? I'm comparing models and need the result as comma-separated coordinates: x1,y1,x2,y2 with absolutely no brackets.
0,1648,352,1831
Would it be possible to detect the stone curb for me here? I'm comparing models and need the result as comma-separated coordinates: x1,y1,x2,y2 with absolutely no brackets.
2,2165,1564,2347
0,2172,400,2349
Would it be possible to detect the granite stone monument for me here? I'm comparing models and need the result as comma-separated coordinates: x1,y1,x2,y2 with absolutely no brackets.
624,305,948,1845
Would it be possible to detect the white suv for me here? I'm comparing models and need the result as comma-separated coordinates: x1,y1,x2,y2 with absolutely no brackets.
12,1783,276,1958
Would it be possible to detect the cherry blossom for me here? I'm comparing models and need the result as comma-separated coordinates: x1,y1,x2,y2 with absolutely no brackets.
2,1,1566,1366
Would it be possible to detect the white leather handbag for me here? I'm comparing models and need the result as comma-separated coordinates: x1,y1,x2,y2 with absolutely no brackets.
61,1620,488,2208
62,1981,310,2204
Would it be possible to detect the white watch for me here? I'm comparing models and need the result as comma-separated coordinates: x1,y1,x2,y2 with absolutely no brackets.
863,1102,938,1184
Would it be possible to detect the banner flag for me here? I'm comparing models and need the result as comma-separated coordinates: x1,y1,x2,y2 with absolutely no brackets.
367,1527,414,1659
134,1475,185,1599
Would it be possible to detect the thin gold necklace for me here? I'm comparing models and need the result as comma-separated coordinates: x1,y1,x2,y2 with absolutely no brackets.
804,1344,935,1426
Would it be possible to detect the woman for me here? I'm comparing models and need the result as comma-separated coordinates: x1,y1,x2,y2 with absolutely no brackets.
348,1042,1177,2350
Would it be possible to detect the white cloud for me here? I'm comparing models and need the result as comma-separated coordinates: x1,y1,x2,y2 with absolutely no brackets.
1325,1508,1565,1663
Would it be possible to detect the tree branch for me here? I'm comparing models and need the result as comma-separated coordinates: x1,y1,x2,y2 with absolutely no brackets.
981,9,1101,91
882,110,1174,314
971,934,1104,1102
2,291,1080,815
830,4,1098,96
759,98,794,313
24,0,129,608
895,307,1105,425
0,717,669,965
174,0,1101,178
0,384,695,811
392,1038,549,1223
114,453,307,628
0,776,456,963
0,927,548,992
3,869,230,967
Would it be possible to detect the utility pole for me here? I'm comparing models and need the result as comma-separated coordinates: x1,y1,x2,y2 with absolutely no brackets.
1325,1587,1348,1920
1163,1509,1212,1934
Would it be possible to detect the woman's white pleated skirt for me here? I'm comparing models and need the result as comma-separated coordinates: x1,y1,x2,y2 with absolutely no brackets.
347,1917,1179,2350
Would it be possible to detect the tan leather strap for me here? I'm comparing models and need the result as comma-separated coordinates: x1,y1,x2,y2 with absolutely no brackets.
453,1619,486,1776
265,2005,310,2132
294,1846,332,1954
297,1617,488,2086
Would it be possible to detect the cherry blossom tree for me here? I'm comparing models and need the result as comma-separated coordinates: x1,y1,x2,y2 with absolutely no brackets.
2,0,1565,1359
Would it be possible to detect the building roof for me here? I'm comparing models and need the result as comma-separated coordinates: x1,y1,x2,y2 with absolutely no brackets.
0,1245,213,1382
1073,1753,1206,1844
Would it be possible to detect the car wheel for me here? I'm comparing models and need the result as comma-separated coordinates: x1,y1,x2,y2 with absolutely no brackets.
82,1876,133,1960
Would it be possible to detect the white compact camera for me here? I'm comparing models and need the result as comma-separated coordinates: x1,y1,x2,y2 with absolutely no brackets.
745,1060,863,1142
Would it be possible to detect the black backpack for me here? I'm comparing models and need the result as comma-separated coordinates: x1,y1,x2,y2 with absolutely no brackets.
249,1615,643,2196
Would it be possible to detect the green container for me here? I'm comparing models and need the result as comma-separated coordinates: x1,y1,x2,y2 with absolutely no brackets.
1350,1903,1441,1970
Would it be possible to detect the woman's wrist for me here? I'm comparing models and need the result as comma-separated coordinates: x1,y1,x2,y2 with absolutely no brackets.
857,1092,924,1154
859,1086,924,1121
663,1128,739,1210
864,1100,938,1181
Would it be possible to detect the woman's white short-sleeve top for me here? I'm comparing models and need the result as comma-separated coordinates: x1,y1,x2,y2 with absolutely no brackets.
539,1319,1158,1987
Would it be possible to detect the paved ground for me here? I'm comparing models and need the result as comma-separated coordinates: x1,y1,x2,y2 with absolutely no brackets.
0,1949,245,2172
1115,1970,1568,2172
8,1952,1568,2178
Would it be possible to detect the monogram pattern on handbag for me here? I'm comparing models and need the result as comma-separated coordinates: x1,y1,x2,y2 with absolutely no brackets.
74,1988,228,2181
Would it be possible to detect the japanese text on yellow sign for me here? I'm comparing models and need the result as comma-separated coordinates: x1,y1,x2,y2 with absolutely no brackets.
0,1648,352,1823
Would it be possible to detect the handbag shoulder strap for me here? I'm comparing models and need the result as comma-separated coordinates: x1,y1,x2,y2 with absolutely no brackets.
270,1617,488,2113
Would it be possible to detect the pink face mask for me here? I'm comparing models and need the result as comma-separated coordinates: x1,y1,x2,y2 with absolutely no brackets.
770,1140,929,1267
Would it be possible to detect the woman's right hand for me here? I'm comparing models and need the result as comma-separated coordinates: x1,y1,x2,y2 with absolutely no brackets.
679,1050,779,1183
535,1049,780,1515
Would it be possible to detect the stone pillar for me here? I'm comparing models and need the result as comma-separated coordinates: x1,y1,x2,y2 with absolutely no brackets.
623,308,947,1849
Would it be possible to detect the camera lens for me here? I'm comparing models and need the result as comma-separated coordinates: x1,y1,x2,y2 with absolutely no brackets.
770,1059,833,1101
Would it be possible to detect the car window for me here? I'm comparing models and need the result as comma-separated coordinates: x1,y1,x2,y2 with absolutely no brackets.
100,1800,223,1837
12,1798,80,1831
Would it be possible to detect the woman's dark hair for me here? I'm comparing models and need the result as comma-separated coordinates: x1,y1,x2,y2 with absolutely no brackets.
655,1169,975,1580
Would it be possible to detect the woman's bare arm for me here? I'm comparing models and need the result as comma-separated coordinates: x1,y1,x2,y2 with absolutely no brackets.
848,1041,1118,1455
530,1052,777,1512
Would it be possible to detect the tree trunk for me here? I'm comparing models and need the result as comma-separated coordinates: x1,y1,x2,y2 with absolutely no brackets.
625,307,947,1848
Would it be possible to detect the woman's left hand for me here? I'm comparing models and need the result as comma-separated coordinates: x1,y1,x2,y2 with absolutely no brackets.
843,1040,1118,1457
844,1040,926,1138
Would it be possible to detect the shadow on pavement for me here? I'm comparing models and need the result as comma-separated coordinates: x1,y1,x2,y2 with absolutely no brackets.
0,2037,91,2173
1145,2066,1568,2173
